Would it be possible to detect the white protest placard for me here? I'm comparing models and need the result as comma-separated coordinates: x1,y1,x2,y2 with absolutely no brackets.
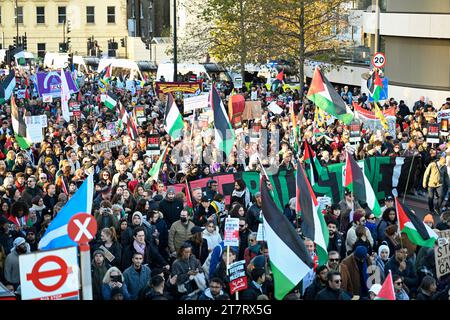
224,218,240,247
234,77,243,89
27,124,43,143
435,229,450,279
42,94,53,103
256,223,265,241
317,196,332,212
183,93,209,113
19,246,80,300
268,101,283,115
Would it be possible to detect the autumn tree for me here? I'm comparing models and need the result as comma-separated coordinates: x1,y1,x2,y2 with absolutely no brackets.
265,0,350,89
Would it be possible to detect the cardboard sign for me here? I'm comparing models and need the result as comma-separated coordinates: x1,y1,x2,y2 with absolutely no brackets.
227,260,248,295
349,121,361,143
426,124,440,144
147,134,160,155
242,101,262,120
224,218,240,247
42,94,53,103
198,114,209,129
268,101,283,115
437,109,450,123
92,139,123,153
234,77,243,89
135,105,145,119
435,230,450,279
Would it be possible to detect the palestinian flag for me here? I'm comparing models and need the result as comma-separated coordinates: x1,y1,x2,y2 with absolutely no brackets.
306,68,354,124
148,145,169,182
344,152,382,217
185,180,193,209
303,141,322,187
371,70,384,102
210,85,235,156
375,271,395,300
55,170,68,195
296,164,329,266
104,91,118,110
395,198,438,248
0,71,17,103
164,93,184,139
119,102,138,140
261,176,313,300
11,96,32,149
271,70,284,92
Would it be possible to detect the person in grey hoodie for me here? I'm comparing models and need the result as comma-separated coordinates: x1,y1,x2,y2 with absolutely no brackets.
4,237,30,289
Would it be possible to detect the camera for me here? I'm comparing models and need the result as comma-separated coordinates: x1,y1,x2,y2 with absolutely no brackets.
111,275,122,282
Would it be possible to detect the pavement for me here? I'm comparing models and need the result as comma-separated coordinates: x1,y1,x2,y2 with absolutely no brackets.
402,193,442,224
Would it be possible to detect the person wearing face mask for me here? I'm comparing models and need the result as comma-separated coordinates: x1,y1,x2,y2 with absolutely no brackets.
4,237,30,289
159,187,184,228
168,210,195,259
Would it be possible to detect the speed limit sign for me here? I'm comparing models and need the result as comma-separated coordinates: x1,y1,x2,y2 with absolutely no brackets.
372,52,386,69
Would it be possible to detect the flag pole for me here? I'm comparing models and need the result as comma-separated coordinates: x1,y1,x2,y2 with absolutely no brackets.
394,197,404,248
402,153,416,204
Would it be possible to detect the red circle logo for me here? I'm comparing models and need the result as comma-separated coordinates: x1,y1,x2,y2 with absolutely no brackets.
26,255,73,292
67,213,98,244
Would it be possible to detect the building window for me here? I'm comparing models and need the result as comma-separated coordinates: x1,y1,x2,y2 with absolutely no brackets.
107,6,115,23
86,6,95,24
37,43,46,59
58,6,66,24
16,6,23,24
36,6,45,24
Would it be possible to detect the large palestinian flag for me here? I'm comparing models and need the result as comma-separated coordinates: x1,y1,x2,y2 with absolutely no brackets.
306,68,354,124
210,85,235,156
261,177,313,300
344,152,382,217
296,164,329,266
395,198,438,248
164,93,184,139
119,102,138,140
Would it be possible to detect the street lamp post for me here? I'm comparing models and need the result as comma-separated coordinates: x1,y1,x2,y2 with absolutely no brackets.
15,0,19,43
173,0,178,82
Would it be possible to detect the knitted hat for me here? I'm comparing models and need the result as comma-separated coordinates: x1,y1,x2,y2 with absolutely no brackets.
166,186,175,194
354,245,368,259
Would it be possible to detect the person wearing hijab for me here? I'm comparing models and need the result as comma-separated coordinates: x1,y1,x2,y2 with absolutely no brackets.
375,244,390,282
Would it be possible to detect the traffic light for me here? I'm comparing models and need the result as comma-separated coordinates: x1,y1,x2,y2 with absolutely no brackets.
22,33,27,50
120,38,125,48
68,53,74,69
13,36,18,47
67,36,71,49
59,42,67,53
67,20,71,34
145,40,150,50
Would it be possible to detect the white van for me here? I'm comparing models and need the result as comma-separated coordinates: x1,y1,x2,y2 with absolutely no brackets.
43,52,88,73
97,58,143,80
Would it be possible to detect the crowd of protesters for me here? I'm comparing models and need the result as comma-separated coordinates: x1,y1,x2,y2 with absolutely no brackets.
0,59,450,301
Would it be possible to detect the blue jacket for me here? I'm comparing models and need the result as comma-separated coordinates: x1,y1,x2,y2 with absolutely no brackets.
102,283,131,300
123,265,151,300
